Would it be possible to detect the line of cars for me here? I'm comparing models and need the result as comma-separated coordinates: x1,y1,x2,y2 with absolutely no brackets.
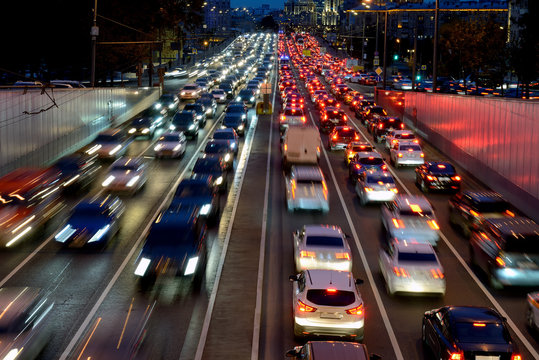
283,32,531,360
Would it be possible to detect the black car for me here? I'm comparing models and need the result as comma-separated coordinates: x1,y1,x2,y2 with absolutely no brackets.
169,110,199,138
53,152,100,192
236,89,256,107
153,93,179,115
184,103,207,128
353,98,376,115
222,112,247,136
192,154,228,192
319,107,348,133
128,114,161,139
219,83,235,99
359,106,387,127
171,176,220,224
448,191,515,238
371,117,404,143
196,94,217,118
415,161,461,193
422,306,520,360
204,139,235,169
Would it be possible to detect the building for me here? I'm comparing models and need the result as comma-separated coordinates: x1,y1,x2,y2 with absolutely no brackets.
284,0,317,26
204,0,231,32
322,0,344,27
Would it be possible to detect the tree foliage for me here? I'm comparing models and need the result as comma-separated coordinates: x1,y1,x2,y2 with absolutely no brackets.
259,16,279,32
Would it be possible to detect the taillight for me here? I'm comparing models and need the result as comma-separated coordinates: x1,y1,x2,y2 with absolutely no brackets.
420,153,425,158
355,164,361,170
428,220,440,230
300,250,315,258
332,134,338,140
301,116,306,123
382,164,387,170
379,124,383,129
284,144,288,151
345,304,363,315
451,176,461,181
335,252,350,260
354,134,359,140
448,352,463,360
280,115,286,122
297,300,316,312
392,218,405,228
398,153,403,158
391,188,398,193
426,175,436,181
430,268,444,279
364,187,373,192
393,267,409,277
495,256,506,267
511,354,522,360
400,123,405,129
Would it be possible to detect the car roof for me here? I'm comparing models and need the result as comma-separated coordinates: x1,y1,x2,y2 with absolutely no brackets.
484,217,538,235
356,151,382,159
309,341,368,359
292,165,324,180
394,240,435,254
305,270,355,290
462,191,506,204
365,170,393,179
446,306,503,324
303,224,343,237
394,195,433,211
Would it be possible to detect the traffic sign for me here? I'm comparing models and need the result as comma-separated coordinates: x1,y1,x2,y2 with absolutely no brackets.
421,64,427,71
261,83,272,95
375,67,383,76
375,75,382,82
373,59,379,66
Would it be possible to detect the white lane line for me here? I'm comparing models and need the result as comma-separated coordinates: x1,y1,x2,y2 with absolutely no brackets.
344,99,539,359
250,68,278,360
194,100,260,360
59,114,224,360
307,111,405,360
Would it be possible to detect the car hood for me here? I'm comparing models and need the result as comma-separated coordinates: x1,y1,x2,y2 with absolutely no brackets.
223,117,243,126
141,244,196,262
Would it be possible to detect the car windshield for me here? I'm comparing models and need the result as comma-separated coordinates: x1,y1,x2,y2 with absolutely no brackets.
110,163,139,171
159,94,175,102
359,157,383,165
473,200,511,213
337,129,356,136
183,85,198,90
239,90,252,96
454,322,508,344
213,132,233,140
213,90,225,94
428,164,456,174
227,106,245,114
399,207,434,217
159,134,179,142
131,118,151,126
504,235,539,254
193,159,221,173
72,204,107,219
305,236,343,247
172,113,194,125
398,251,437,262
175,184,211,197
95,134,121,143
285,109,302,116
307,289,356,306
367,175,394,184
352,145,372,152
400,145,422,151
184,105,202,112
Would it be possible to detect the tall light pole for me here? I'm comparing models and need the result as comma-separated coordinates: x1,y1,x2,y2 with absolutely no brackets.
432,0,439,93
90,0,98,87
382,9,388,89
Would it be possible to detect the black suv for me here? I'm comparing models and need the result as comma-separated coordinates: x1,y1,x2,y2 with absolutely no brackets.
169,110,199,138
371,117,404,143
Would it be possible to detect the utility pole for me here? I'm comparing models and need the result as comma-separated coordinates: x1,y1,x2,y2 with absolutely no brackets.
90,0,98,87
382,10,388,90
432,0,439,93
412,26,417,90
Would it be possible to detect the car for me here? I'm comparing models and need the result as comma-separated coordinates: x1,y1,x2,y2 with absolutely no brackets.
381,195,440,246
134,205,207,289
389,141,425,168
212,128,239,154
348,152,387,183
127,113,161,139
379,240,445,296
184,103,207,128
384,130,417,149
191,154,228,192
219,83,235,98
319,107,348,133
153,93,179,115
353,98,375,115
0,287,54,360
285,165,329,213
286,341,375,360
355,170,398,205
311,89,328,102
316,95,339,110
327,126,360,151
290,270,365,341
293,225,352,272
371,117,405,143
344,142,373,165
153,131,187,158
469,216,539,289
54,195,124,248
197,93,217,118
171,176,220,224
211,89,227,103
164,67,187,78
393,78,413,90
526,291,539,332
179,83,202,100
448,191,516,238
203,139,235,169
280,107,306,133
236,89,257,107
357,106,387,127
343,91,361,105
422,306,521,360
222,112,247,136
101,157,147,194
53,152,100,192
169,110,199,138
86,129,131,160
415,161,462,193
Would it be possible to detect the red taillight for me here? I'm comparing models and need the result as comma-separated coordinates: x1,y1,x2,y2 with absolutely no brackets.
345,304,363,315
496,256,506,267
379,124,384,129
354,134,359,140
426,175,436,181
280,115,286,122
332,134,338,140
382,164,387,170
335,252,350,260
449,352,463,360
511,354,522,360
300,250,315,258
301,116,306,123
297,300,316,312
428,220,440,230
473,322,486,327
355,164,361,170
393,267,409,277
400,123,405,129
398,153,403,158
452,176,461,181
284,144,288,151
420,153,425,158
430,268,444,279
392,218,405,228
326,287,337,293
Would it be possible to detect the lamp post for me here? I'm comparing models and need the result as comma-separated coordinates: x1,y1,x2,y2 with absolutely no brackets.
432,0,439,93
90,0,98,87
382,9,388,89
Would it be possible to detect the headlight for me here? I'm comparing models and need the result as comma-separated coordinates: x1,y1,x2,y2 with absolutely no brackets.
236,96,241,101
188,124,195,130
88,225,111,243
154,103,162,110
215,176,223,185
102,175,115,187
169,103,176,108
238,124,244,130
197,115,202,120
134,257,152,276
142,128,150,134
250,97,255,101
154,144,163,151
86,144,102,155
184,256,199,275
128,128,136,134
173,144,182,151
200,204,212,216
241,114,246,119
169,125,176,130
126,175,141,187
230,142,236,149
109,145,122,156
3,349,20,360
224,154,231,162
55,224,76,243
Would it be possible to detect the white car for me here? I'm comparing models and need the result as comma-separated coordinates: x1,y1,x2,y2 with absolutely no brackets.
102,157,147,194
384,130,418,150
293,225,352,272
154,131,187,159
86,129,130,160
526,291,539,332
390,141,425,168
381,195,440,246
285,165,329,213
179,83,202,100
379,240,445,296
355,170,398,205
211,89,227,103
164,67,187,78
290,270,365,341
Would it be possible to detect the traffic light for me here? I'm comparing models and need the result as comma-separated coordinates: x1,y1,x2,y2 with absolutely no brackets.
416,75,421,81
393,54,399,60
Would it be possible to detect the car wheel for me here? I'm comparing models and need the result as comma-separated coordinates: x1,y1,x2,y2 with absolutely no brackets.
394,160,400,169
526,306,536,331
421,179,429,193
293,322,305,341
469,245,478,269
421,323,427,345
359,192,367,206
385,279,394,296
488,270,504,290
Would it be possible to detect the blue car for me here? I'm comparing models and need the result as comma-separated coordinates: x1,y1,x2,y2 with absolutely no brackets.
171,176,220,224
348,151,388,184
134,205,207,290
222,113,247,136
55,196,124,248
192,154,228,192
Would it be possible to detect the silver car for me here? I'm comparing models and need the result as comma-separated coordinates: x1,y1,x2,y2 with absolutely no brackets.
290,270,365,341
0,287,54,360
355,170,398,205
102,157,147,194
381,195,440,246
179,83,202,100
154,131,187,158
211,89,227,103
384,130,418,150
285,165,329,213
379,240,445,296
86,129,130,160
293,225,352,272
390,140,425,168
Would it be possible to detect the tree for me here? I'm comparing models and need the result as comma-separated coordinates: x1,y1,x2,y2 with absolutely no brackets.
259,16,279,33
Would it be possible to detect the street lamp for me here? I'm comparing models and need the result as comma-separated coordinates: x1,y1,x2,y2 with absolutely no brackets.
432,0,439,93
90,0,99,87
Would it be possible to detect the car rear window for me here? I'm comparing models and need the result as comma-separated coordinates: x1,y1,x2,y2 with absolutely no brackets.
285,109,303,116
338,129,356,136
454,322,508,344
472,200,510,213
504,235,539,254
359,157,383,165
398,251,437,262
352,145,373,152
307,290,356,307
399,144,421,151
397,133,415,140
428,164,456,174
399,208,434,216
367,175,394,184
305,236,343,247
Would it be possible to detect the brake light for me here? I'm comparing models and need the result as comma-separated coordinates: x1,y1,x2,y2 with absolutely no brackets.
431,268,444,279
428,220,440,230
511,354,522,360
301,116,306,123
427,175,436,181
300,250,315,258
449,352,463,360
324,115,328,120
364,187,373,192
393,267,409,277
355,164,360,170
473,323,486,327
335,252,350,260
332,134,338,140
420,153,425,158
470,209,480,217
297,300,316,312
392,218,405,228
382,164,387,170
391,188,398,193
495,256,505,267
400,123,405,129
280,115,286,122
398,153,403,158
346,304,363,315
451,176,461,181
284,144,288,151
505,210,515,217
354,134,359,140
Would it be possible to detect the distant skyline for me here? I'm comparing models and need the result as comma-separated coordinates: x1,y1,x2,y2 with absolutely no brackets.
231,0,284,9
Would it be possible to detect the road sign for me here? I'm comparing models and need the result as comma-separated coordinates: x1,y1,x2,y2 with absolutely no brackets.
373,59,379,66
375,75,382,82
421,64,427,71
261,84,272,95
375,67,383,76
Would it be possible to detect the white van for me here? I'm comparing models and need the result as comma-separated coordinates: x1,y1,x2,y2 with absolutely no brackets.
281,125,321,168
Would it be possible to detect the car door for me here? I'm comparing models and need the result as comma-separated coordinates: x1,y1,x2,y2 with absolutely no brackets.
379,241,394,283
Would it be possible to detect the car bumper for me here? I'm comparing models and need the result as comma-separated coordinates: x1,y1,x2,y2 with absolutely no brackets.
288,197,329,213
494,268,539,287
329,142,349,150
396,158,424,166
363,190,397,203
389,277,446,295
425,180,461,191
295,316,364,338
297,258,352,272
155,149,182,158
390,231,439,246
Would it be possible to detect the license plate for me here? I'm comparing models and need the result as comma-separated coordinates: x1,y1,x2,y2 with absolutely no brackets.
475,356,499,360
320,312,341,319
438,177,450,181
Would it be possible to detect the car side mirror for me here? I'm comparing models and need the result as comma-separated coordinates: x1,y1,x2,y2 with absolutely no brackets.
289,274,298,282
285,349,298,358
355,278,364,285
370,354,382,360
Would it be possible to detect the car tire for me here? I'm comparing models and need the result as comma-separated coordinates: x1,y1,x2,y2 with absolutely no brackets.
526,306,537,332
293,323,305,341
385,279,394,296
359,192,367,206
489,270,504,290
421,179,429,193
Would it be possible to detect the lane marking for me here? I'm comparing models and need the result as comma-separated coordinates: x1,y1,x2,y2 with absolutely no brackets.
250,65,278,360
59,113,224,360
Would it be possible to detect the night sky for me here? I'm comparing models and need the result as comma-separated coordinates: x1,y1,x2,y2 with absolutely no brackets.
231,0,284,9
